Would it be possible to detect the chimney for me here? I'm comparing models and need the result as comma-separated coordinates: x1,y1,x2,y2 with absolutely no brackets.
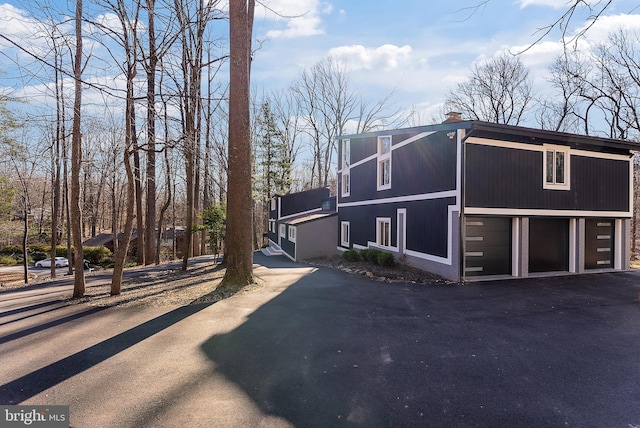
443,111,462,123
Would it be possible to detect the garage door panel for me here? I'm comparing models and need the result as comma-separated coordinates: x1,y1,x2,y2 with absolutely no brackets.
465,217,511,277
585,219,613,269
529,218,569,273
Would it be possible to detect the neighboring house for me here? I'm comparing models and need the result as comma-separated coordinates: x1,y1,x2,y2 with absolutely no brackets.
82,227,187,257
265,187,337,261
336,117,638,281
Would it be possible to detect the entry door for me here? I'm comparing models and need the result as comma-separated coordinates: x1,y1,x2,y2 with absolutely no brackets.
464,216,511,277
529,218,569,273
585,219,614,269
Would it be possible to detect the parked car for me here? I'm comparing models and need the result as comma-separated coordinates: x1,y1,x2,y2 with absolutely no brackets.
35,257,69,268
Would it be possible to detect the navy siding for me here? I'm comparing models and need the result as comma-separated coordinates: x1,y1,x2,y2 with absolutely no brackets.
465,144,630,212
338,197,454,258
405,198,454,258
339,131,457,204
281,232,295,257
280,188,330,217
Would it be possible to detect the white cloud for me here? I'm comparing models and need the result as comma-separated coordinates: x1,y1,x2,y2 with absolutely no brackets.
261,0,329,39
518,0,566,9
571,13,640,43
328,44,413,71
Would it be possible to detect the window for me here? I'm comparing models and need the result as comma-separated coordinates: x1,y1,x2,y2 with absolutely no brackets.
271,198,276,211
543,145,570,190
342,172,350,197
341,139,350,169
279,224,286,238
377,136,392,190
377,218,391,247
341,221,350,247
288,226,296,242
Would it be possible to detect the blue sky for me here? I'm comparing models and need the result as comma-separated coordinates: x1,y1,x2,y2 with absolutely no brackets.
250,0,640,123
1,0,640,127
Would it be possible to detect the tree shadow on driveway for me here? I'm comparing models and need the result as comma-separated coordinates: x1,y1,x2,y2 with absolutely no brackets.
200,266,640,428
0,302,214,405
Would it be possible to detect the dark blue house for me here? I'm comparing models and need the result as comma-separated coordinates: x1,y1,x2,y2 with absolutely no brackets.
265,187,337,261
337,118,638,281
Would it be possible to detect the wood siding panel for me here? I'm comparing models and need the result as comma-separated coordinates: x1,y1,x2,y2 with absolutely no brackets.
280,188,329,217
340,131,458,204
338,197,454,258
465,144,630,212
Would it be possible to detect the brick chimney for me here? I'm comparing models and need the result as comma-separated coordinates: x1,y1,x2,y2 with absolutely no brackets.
443,111,462,123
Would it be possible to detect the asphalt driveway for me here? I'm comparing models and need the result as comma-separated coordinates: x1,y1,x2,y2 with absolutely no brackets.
1,253,639,427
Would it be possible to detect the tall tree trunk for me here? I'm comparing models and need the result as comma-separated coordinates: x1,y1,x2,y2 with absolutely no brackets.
221,0,255,287
134,141,144,264
71,0,85,298
145,0,157,265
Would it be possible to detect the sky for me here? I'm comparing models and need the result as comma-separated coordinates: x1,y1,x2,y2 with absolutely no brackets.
1,0,640,129
249,0,640,124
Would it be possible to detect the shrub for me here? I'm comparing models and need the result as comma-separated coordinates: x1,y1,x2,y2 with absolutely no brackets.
377,251,395,267
342,249,360,261
0,256,17,265
364,248,382,264
83,246,113,265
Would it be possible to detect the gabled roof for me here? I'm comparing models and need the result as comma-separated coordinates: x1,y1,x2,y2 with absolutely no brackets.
281,211,337,226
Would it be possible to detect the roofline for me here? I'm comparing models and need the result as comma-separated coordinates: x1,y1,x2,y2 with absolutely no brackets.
337,120,640,153
467,121,640,152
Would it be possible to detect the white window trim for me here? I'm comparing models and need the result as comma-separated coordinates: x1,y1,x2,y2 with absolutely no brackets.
279,224,286,238
342,171,350,197
341,221,350,247
271,198,276,211
543,144,570,191
341,139,350,170
288,225,296,243
377,136,392,191
376,217,392,248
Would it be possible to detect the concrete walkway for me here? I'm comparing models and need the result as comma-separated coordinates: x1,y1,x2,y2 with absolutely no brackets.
1,253,640,427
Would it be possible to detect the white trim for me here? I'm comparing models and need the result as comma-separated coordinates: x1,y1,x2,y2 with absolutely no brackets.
288,225,297,243
466,137,539,152
336,246,347,253
543,144,570,191
279,223,286,238
278,207,322,221
569,218,577,273
341,139,350,169
512,217,520,277
345,153,377,171
281,249,296,261
464,207,632,218
397,208,407,255
341,171,350,197
338,190,457,208
467,136,632,161
615,219,623,270
377,135,392,191
392,131,436,151
353,243,367,250
376,217,392,248
340,221,350,247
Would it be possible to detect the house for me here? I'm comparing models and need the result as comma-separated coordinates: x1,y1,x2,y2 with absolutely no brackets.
82,227,187,257
265,187,338,261
336,118,638,281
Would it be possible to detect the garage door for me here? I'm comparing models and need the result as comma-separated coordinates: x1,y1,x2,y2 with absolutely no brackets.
464,216,511,277
529,218,569,273
585,219,613,269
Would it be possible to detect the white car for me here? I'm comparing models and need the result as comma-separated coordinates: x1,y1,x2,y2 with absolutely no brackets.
35,257,69,268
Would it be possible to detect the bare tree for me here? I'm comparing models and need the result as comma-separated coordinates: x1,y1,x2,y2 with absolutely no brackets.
70,0,85,298
444,52,533,125
220,0,255,287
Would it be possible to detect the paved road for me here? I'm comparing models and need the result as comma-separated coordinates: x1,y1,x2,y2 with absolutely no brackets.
1,253,640,427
